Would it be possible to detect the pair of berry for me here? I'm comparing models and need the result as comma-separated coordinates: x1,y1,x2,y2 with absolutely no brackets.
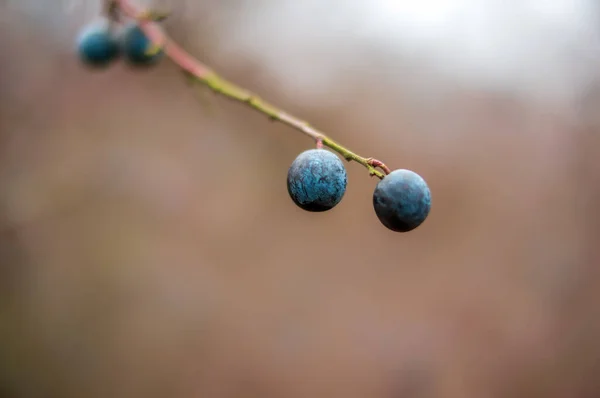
76,19,163,68
287,149,431,232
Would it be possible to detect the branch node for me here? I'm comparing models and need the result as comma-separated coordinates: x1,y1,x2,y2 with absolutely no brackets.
145,42,164,56
246,95,259,105
366,158,391,175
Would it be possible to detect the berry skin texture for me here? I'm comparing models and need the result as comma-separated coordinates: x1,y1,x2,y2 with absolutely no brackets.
287,149,347,212
76,21,120,67
373,169,431,232
121,24,164,66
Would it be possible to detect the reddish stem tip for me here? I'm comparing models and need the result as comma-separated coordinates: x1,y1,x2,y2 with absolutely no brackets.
367,158,391,175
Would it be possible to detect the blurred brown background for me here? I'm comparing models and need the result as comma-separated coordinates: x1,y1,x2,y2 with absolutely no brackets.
1,1,600,397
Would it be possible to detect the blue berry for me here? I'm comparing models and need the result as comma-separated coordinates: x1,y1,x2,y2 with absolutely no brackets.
373,169,431,232
76,21,120,67
287,149,347,212
121,24,164,66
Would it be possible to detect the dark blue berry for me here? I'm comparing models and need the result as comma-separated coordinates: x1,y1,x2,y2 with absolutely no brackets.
287,149,347,212
121,24,164,66
373,169,431,232
77,21,120,67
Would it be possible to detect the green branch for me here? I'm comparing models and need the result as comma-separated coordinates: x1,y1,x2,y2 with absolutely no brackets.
111,0,390,179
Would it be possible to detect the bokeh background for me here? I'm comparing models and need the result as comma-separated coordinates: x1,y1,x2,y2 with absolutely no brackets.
2,1,600,397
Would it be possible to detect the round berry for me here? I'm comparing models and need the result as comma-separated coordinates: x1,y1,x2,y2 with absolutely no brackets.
76,20,120,67
120,24,164,66
373,169,431,232
287,149,347,212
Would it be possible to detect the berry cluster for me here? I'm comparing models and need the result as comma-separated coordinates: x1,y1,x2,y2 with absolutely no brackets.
80,2,432,233
76,18,163,69
287,149,431,232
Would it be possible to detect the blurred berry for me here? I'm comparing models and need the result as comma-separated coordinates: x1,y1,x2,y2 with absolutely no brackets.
373,169,431,232
121,24,164,66
76,20,120,67
287,149,347,212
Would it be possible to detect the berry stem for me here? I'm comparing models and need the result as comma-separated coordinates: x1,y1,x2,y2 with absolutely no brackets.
111,0,388,179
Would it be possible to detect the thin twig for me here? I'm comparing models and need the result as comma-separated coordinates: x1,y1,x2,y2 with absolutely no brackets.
111,0,390,179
